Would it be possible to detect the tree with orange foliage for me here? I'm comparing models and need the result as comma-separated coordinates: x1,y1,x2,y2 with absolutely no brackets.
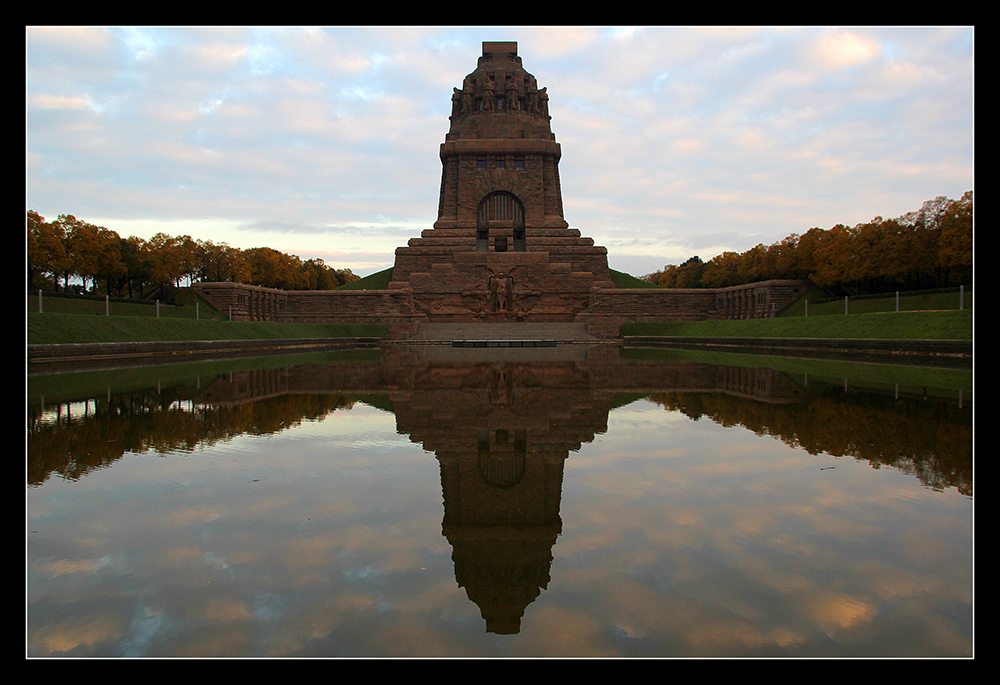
937,191,973,286
644,192,972,294
27,210,68,290
701,251,742,288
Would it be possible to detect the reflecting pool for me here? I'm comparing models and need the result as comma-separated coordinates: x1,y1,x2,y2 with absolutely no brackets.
26,344,973,657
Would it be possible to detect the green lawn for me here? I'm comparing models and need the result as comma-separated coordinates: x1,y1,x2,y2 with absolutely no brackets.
623,309,972,340
780,287,971,317
26,312,389,345
27,288,389,344
27,283,973,345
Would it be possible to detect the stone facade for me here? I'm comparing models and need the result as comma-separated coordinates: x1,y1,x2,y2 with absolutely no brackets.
389,41,614,323
192,42,810,336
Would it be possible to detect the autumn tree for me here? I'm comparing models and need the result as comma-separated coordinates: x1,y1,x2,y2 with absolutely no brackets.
937,191,973,286
27,210,69,290
116,236,154,298
194,240,249,283
807,224,851,288
145,233,200,289
48,215,80,290
299,258,340,290
335,267,360,286
701,251,742,288
770,234,804,280
736,244,774,284
243,247,305,290
643,192,972,294
675,255,705,288
48,214,123,293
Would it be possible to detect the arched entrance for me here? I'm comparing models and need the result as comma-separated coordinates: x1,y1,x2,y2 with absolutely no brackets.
477,191,525,252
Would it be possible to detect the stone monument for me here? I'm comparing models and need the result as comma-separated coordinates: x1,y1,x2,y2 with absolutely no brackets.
388,41,615,322
193,42,810,333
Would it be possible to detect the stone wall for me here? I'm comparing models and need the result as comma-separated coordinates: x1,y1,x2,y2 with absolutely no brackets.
192,277,810,338
714,280,812,320
279,288,419,325
192,282,287,322
192,282,421,334
577,279,810,338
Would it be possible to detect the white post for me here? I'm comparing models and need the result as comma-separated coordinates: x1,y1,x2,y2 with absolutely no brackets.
156,300,160,317
106,295,110,316
196,302,200,320
845,296,848,315
896,291,899,312
804,300,808,317
38,289,42,313
960,285,965,310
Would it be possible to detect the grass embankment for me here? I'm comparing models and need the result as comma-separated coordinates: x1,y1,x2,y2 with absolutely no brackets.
27,281,973,345
625,287,972,340
623,309,972,340
27,313,388,345
781,286,971,317
27,288,388,345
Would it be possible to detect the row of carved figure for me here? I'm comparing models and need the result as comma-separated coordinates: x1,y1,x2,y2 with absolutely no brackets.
452,82,550,118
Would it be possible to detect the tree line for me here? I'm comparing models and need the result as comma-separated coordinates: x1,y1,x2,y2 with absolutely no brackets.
644,191,972,295
26,211,360,298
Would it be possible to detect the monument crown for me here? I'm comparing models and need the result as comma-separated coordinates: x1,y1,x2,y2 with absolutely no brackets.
447,41,552,138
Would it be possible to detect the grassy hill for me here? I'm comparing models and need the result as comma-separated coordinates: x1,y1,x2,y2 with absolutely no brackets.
336,267,394,290
610,269,662,288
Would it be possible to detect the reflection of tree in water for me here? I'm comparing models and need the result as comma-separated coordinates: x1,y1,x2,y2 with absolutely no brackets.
648,388,972,496
27,390,356,486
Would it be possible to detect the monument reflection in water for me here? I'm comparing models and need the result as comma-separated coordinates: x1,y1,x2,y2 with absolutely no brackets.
26,345,972,657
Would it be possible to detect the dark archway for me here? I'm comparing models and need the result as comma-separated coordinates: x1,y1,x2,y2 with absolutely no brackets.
477,191,525,252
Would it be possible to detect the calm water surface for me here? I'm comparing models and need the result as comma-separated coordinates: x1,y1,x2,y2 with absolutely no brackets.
26,345,973,657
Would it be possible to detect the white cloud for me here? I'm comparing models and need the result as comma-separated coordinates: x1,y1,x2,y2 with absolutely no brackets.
814,30,880,69
26,26,974,276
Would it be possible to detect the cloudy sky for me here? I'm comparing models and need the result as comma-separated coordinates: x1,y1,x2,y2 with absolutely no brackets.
25,26,974,278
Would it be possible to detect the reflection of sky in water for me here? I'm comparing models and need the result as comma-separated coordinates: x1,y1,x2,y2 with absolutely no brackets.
555,399,971,657
27,397,971,657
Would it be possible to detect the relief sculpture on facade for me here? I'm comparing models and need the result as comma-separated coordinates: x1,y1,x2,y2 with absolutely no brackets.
487,265,517,314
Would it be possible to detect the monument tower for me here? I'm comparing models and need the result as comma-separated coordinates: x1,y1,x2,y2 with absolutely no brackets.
390,41,614,322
